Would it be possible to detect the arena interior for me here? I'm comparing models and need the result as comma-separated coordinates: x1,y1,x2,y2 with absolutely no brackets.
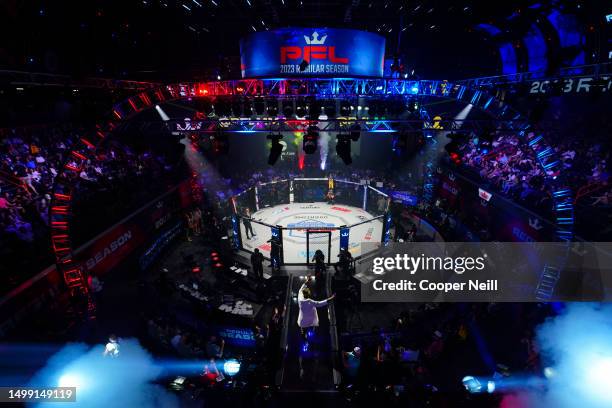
1,1,612,407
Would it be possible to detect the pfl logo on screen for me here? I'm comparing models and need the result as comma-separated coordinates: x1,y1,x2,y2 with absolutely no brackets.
280,31,349,64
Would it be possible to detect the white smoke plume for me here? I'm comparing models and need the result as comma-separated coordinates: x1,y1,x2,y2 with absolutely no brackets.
28,338,179,408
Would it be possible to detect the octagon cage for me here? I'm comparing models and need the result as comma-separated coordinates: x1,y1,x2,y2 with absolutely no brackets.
230,177,392,266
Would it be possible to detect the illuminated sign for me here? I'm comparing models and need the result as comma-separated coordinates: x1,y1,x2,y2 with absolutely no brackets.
217,327,256,347
340,227,350,251
529,77,612,94
391,191,418,206
240,28,386,78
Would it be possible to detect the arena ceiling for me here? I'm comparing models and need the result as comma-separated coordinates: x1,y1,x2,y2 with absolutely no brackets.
0,0,606,81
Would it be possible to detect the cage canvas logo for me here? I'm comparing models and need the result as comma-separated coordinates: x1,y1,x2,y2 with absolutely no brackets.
280,31,350,75
287,219,336,238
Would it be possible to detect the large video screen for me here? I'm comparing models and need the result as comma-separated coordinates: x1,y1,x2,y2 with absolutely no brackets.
240,28,386,78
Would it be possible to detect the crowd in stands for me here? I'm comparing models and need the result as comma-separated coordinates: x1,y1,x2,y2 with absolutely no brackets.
0,124,187,292
337,301,552,402
457,124,610,216
458,132,553,215
452,115,611,239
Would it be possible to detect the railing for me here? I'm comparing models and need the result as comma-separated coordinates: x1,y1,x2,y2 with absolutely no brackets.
456,62,612,88
0,69,160,90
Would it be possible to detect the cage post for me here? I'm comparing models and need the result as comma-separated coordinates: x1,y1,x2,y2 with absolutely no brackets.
362,184,367,210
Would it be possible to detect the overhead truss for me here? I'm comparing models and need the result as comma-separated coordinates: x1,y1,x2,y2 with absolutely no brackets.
49,77,574,315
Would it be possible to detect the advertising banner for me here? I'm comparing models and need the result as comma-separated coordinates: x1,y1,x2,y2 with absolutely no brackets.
240,28,386,78
74,182,190,275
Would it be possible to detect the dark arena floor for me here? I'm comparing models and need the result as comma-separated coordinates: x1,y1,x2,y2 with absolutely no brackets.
1,2,612,408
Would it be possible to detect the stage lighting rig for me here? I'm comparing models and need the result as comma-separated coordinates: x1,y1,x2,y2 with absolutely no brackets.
406,98,419,113
296,100,307,118
323,101,336,118
340,101,352,117
266,98,279,116
282,101,294,118
267,133,283,165
303,125,319,154
336,134,353,165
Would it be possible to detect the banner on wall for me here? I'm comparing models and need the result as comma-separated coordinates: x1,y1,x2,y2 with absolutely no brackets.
240,28,386,78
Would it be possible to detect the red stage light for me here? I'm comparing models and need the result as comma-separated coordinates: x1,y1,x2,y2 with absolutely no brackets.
192,267,201,273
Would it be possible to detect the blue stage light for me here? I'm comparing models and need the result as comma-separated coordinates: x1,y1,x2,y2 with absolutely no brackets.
462,376,483,393
58,373,83,388
584,357,612,403
223,359,241,376
487,380,496,393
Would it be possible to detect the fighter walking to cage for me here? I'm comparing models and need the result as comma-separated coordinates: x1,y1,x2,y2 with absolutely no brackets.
297,276,335,380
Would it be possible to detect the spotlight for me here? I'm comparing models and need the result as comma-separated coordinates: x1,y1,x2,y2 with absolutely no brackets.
155,105,170,121
266,99,279,116
340,102,351,116
487,380,496,393
462,376,484,393
267,134,283,165
543,366,556,379
303,125,318,154
282,102,294,118
336,134,352,165
296,102,306,118
461,376,495,394
223,359,241,376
